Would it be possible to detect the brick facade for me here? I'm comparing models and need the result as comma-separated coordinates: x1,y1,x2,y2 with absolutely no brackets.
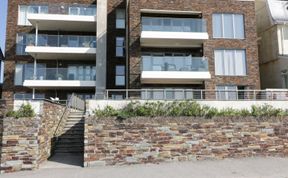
128,0,260,90
3,0,260,100
3,0,97,100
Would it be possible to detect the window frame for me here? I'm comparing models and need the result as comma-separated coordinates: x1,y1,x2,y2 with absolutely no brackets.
214,49,247,76
115,37,125,57
212,13,245,39
116,9,126,29
115,65,125,86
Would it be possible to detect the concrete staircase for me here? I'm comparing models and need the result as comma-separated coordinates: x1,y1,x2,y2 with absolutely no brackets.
54,111,85,154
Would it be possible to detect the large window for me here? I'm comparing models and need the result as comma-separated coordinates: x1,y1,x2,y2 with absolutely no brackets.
214,49,247,76
213,13,244,39
116,9,125,29
115,65,125,86
116,37,125,57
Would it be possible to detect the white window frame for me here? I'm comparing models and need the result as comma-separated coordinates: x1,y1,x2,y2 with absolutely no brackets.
214,49,247,76
213,13,245,39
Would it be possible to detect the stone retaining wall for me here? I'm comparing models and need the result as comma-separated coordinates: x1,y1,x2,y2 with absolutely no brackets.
0,101,69,173
84,117,288,167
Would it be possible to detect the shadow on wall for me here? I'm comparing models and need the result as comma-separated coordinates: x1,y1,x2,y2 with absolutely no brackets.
47,118,85,167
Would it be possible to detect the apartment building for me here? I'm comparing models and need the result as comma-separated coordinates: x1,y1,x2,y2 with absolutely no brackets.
256,0,288,89
3,0,260,101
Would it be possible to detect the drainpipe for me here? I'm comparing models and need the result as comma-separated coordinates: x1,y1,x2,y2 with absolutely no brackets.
125,0,130,97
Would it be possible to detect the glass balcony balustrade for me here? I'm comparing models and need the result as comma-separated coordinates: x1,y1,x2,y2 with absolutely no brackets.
142,17,207,33
28,4,96,16
25,34,96,48
23,67,96,81
142,56,208,72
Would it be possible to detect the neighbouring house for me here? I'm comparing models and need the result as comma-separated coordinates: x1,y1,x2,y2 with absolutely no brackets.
3,0,260,101
256,0,288,89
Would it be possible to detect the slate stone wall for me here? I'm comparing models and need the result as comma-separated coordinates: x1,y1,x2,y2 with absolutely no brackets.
0,101,69,173
84,117,288,167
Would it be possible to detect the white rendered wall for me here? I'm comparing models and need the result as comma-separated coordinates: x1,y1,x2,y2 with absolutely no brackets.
14,100,43,114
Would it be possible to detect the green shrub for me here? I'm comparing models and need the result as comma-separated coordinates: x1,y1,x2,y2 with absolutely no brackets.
6,104,35,118
93,101,288,118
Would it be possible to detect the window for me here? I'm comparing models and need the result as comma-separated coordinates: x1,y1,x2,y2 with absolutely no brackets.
115,65,125,86
116,9,125,29
18,5,48,26
213,13,244,39
16,33,35,55
116,37,125,57
214,49,246,76
216,85,237,100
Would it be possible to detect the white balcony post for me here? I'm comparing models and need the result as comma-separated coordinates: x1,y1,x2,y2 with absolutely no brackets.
33,58,37,80
35,23,38,46
32,88,35,100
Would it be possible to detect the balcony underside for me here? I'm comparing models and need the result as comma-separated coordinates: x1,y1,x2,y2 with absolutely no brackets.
25,46,96,60
141,71,211,84
23,80,96,89
141,31,208,48
28,14,96,32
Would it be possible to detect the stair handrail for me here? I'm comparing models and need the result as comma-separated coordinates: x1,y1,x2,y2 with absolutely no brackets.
53,94,73,137
53,93,86,137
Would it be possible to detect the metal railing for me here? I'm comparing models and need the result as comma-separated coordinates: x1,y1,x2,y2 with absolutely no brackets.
142,56,208,72
104,89,288,101
27,4,97,16
142,17,207,32
53,93,85,137
68,93,86,111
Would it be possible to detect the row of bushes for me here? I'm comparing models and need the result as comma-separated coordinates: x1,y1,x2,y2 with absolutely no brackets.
94,101,288,118
6,104,35,118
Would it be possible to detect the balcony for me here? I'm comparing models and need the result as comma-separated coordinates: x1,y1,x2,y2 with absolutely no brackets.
27,4,96,32
141,17,208,47
25,34,96,60
141,56,211,84
23,67,96,88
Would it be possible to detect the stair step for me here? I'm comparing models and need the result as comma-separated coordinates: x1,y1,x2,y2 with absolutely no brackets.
54,150,84,153
56,143,84,150
62,131,84,135
68,115,84,118
64,123,84,127
57,139,84,143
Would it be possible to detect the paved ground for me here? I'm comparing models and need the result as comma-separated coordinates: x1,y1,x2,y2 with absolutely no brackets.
2,157,288,178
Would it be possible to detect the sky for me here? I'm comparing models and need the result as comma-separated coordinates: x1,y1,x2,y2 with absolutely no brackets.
0,0,8,54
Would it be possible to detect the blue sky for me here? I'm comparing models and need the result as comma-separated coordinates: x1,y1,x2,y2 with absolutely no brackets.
0,0,8,54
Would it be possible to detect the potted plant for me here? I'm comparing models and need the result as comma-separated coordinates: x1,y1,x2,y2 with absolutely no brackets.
55,73,64,80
